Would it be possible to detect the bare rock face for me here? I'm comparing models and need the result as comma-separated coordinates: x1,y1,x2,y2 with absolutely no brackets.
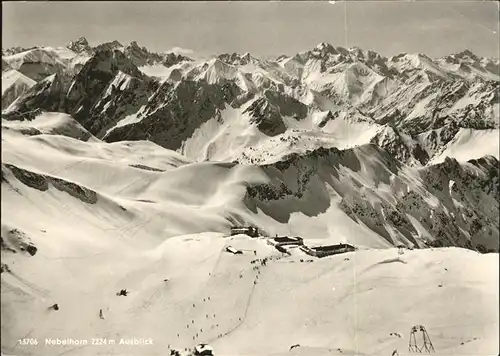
124,41,163,67
63,49,155,136
419,156,499,251
163,52,193,67
66,36,92,54
244,97,286,136
66,49,143,110
371,126,430,166
243,90,308,137
105,79,241,149
372,80,499,137
217,52,253,66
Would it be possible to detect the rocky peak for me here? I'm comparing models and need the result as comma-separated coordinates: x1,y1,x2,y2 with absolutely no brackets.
129,41,140,49
94,40,123,52
66,37,91,53
64,49,145,128
163,52,193,67
122,41,164,66
217,52,253,66
313,42,338,55
243,90,307,137
453,49,480,62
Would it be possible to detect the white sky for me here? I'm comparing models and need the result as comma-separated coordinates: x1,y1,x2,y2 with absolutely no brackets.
2,1,499,58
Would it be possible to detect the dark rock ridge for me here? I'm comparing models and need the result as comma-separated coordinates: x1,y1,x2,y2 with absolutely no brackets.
3,164,98,204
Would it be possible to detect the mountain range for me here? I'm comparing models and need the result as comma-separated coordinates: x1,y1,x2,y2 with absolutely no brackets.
1,36,499,356
2,37,499,253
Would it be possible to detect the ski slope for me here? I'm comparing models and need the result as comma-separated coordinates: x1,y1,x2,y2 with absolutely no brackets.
1,227,498,356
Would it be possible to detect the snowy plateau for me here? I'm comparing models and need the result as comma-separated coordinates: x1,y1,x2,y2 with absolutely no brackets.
1,38,499,356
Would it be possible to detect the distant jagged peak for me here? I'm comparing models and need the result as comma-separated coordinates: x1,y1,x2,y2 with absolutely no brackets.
68,36,89,46
387,52,452,81
313,42,337,54
126,40,156,54
163,52,193,67
276,54,289,62
451,49,481,62
348,46,386,62
94,40,124,52
389,52,434,64
70,48,144,88
217,52,255,66
66,36,92,53
122,40,163,66
129,40,141,49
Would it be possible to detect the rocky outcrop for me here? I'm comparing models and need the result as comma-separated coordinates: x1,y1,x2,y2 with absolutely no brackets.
1,228,37,256
66,36,92,54
4,164,98,204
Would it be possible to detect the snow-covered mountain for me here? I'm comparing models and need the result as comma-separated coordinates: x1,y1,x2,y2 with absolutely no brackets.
3,40,498,166
1,69,36,109
1,37,193,86
1,38,499,356
6,40,497,167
